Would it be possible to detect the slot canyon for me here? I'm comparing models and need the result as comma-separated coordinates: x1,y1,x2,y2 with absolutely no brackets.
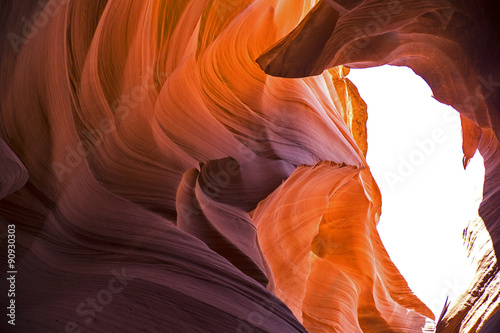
1,0,499,332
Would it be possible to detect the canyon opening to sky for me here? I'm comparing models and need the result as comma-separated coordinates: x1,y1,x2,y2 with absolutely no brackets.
350,65,486,318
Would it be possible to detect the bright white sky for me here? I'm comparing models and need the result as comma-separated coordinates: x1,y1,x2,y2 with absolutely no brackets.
348,65,485,319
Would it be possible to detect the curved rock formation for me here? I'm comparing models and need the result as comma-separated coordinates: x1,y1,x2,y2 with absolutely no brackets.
258,0,500,330
253,162,433,332
0,139,28,200
436,217,499,333
0,0,497,332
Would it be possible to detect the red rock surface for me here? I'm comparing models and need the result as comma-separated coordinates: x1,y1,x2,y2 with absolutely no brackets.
253,162,433,332
259,1,500,331
0,0,498,332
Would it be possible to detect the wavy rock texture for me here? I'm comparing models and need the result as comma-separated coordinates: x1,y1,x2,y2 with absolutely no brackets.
258,0,500,330
329,66,368,157
0,0,493,332
436,216,499,333
253,162,433,332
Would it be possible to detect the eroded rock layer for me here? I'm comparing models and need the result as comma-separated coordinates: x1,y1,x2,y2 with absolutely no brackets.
436,217,499,333
253,161,433,332
0,0,496,332
258,0,500,330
